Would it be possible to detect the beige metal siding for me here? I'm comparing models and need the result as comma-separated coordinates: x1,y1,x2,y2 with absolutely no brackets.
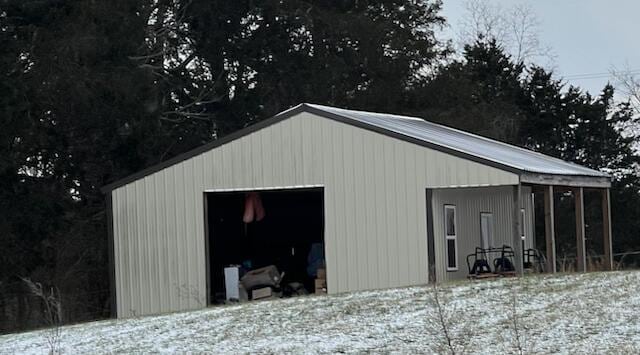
111,112,519,317
430,186,535,282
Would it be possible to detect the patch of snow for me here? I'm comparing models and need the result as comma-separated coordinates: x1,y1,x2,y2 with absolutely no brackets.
1,271,640,354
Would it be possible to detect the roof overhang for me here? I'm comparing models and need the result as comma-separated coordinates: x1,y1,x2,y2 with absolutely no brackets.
520,172,611,189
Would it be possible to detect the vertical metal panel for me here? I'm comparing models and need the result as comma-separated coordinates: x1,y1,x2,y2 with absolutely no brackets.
341,122,357,291
110,191,120,316
392,140,405,286
414,146,428,281
194,155,207,304
111,112,520,317
182,159,194,303
351,128,366,289
112,189,123,315
330,120,346,292
406,146,420,285
384,138,399,288
396,140,410,286
143,176,157,313
106,193,116,318
124,184,135,315
318,117,335,293
152,172,165,312
169,167,180,310
372,133,389,288
359,128,374,289
137,178,149,314
157,171,169,312
128,182,137,314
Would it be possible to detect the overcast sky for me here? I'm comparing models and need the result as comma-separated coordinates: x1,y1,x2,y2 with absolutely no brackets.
440,0,640,96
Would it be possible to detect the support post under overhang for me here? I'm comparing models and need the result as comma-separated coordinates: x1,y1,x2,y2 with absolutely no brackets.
574,187,587,272
602,188,613,271
543,185,557,273
513,184,524,275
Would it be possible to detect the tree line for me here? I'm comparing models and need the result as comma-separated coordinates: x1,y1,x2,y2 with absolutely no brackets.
1,0,638,332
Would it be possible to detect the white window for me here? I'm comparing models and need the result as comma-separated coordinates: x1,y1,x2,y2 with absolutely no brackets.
480,212,494,250
444,205,458,271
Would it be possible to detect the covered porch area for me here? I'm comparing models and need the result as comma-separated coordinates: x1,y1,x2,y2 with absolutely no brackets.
526,185,613,274
433,174,614,282
515,173,613,275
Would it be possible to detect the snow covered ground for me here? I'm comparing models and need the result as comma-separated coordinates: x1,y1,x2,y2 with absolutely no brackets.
2,271,639,354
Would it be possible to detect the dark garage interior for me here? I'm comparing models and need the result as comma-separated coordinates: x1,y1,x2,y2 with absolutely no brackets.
206,187,325,303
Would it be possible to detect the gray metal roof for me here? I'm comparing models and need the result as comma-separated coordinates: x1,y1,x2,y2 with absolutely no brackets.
306,103,609,178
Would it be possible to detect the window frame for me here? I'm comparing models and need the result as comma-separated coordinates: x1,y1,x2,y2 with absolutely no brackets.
444,205,458,271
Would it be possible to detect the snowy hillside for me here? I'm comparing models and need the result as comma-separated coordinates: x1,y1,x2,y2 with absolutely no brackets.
2,271,639,354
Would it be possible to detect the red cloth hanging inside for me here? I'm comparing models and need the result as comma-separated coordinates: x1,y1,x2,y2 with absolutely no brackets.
254,193,265,221
243,192,255,223
243,192,266,223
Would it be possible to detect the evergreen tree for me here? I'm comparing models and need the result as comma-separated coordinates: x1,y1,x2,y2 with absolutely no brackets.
408,39,525,143
184,0,449,132
0,0,161,330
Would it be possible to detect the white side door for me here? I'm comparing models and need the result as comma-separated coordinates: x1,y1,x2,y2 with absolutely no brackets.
480,212,494,250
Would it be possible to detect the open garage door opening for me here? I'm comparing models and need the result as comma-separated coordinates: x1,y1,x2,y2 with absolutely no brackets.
205,187,325,304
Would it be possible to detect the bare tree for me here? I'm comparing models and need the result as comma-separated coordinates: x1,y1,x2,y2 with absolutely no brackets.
509,284,524,355
433,284,456,354
458,0,554,66
458,0,508,47
611,64,640,115
22,278,63,354
507,4,553,65
425,283,468,355
505,279,539,354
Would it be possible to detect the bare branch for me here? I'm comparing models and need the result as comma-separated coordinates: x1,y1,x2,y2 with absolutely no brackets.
457,0,508,45
128,51,166,61
426,283,462,354
611,64,640,114
509,283,524,355
21,278,63,354
458,0,555,66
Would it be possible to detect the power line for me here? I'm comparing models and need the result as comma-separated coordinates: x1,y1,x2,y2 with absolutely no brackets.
567,76,617,81
562,69,640,80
